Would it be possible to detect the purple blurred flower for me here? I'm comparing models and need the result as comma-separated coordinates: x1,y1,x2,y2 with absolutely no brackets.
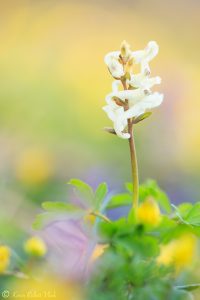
41,219,97,280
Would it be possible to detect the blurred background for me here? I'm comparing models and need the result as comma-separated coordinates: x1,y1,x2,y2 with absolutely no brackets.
0,0,199,293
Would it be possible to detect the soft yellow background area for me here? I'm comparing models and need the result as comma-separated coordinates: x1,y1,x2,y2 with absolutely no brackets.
0,0,199,200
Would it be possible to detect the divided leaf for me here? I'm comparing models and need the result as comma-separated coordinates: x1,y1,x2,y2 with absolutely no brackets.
32,213,56,230
32,207,84,230
175,283,200,292
106,193,132,210
68,178,94,206
133,112,152,124
172,202,200,228
42,201,82,213
184,202,200,226
94,182,108,210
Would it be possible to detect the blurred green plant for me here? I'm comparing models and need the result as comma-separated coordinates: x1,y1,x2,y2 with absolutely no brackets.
31,178,200,300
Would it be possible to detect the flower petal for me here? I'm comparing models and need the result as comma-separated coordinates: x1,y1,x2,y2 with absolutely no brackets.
125,92,164,118
132,41,159,72
128,74,161,89
132,41,159,64
104,51,124,78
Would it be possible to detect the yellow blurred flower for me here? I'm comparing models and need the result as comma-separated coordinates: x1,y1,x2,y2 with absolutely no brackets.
24,236,47,257
0,245,10,273
90,244,108,263
11,277,82,300
137,197,161,226
157,233,197,272
15,148,52,186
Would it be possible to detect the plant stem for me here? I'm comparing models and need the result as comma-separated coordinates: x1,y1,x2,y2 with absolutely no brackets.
127,119,139,210
122,79,139,210
91,211,111,224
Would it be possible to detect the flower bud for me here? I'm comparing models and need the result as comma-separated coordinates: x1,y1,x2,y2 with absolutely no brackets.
120,40,131,60
137,197,161,226
0,246,10,273
126,57,134,73
24,236,47,257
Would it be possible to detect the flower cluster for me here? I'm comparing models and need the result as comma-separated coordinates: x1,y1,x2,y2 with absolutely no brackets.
103,41,163,138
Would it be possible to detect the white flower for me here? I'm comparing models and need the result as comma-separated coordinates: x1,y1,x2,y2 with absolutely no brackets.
128,74,161,89
103,85,130,139
125,92,163,119
132,41,159,72
103,104,130,139
103,40,163,139
104,51,124,79
103,84,163,139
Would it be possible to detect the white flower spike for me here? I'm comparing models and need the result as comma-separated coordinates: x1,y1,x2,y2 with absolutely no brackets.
104,51,124,79
103,41,163,139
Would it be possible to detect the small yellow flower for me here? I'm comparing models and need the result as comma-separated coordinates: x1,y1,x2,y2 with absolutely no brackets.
137,197,161,226
15,148,52,186
24,236,47,257
0,246,10,273
157,233,197,272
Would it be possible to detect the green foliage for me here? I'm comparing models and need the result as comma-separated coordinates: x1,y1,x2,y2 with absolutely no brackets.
31,178,200,299
87,179,200,300
184,202,200,226
133,112,152,124
32,212,64,230
106,193,132,209
68,178,94,206
175,284,200,292
32,179,108,230
94,182,108,210
42,201,81,213
173,202,200,228
126,180,171,213
88,215,192,300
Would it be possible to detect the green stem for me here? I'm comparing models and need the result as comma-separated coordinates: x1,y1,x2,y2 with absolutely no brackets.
127,119,139,210
121,79,139,210
91,211,111,223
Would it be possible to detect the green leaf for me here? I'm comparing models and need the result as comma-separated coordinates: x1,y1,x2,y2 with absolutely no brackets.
32,208,84,230
94,182,108,210
106,193,132,210
171,204,190,225
42,201,81,213
126,180,171,213
140,180,171,213
68,178,94,206
177,203,193,218
127,207,136,224
32,213,55,230
175,283,200,291
104,127,116,135
133,112,152,124
125,182,133,193
185,202,200,226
